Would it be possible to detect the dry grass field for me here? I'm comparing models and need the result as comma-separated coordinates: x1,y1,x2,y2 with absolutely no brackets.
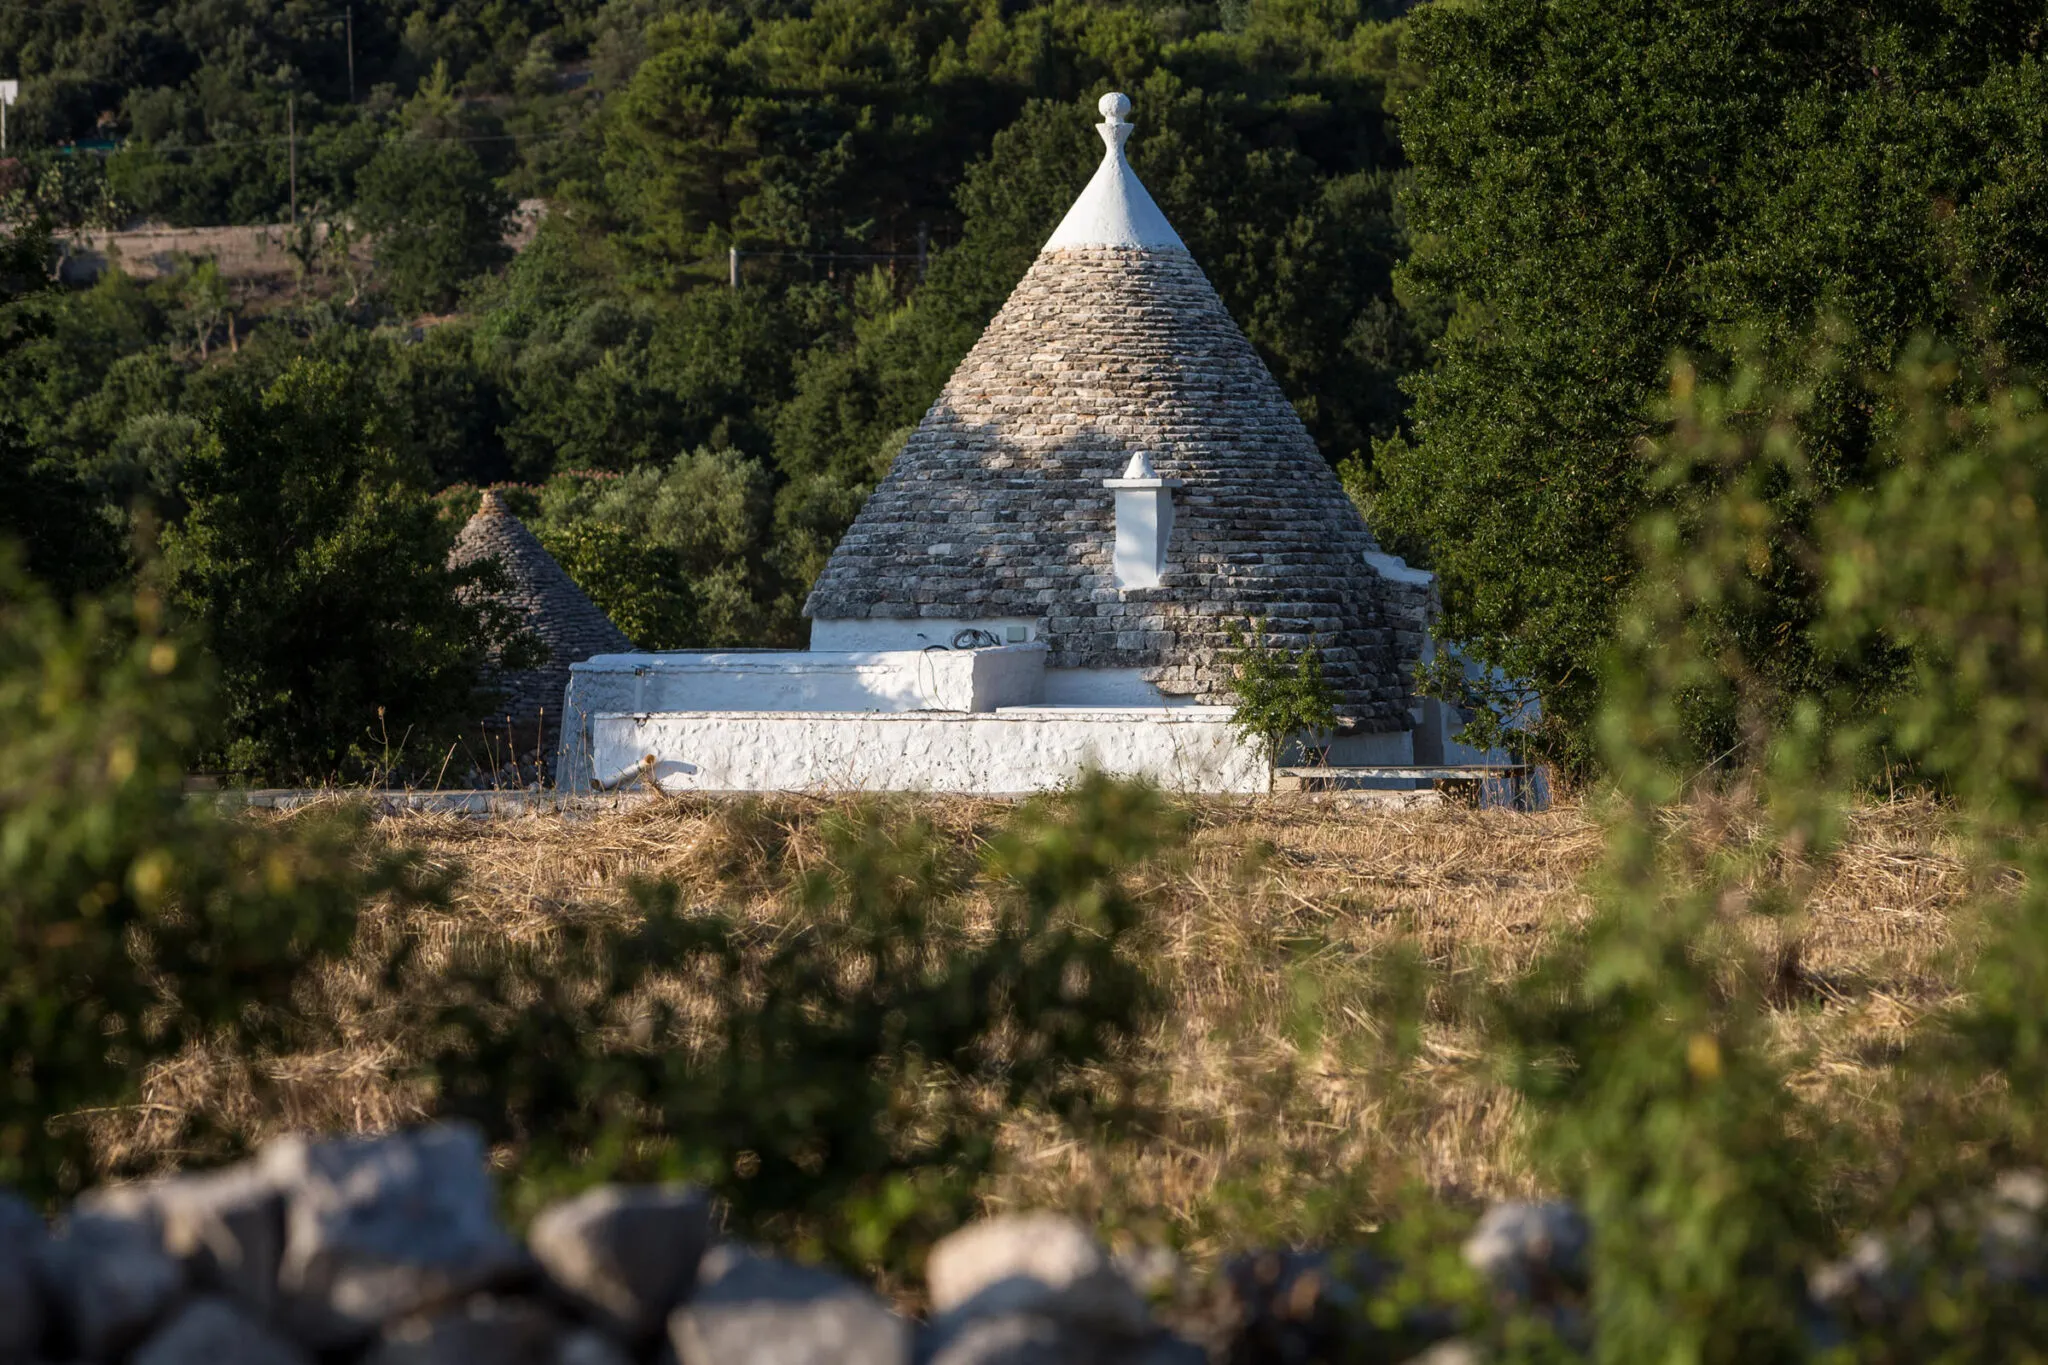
101,790,1976,1262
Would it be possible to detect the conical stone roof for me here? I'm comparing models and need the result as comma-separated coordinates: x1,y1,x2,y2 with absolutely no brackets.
804,93,1407,728
448,491,633,737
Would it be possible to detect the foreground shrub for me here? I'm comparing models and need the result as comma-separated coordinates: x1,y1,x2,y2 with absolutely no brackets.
1364,345,2048,1362
0,552,430,1200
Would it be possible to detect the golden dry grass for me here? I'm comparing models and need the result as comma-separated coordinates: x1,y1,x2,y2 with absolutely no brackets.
104,790,1975,1259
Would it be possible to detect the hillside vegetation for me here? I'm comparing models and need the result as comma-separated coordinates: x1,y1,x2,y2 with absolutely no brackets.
2,0,1428,782
8,1,2042,783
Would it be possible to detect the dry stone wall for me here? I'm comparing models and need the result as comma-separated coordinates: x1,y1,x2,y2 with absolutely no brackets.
0,1123,1535,1365
10,1122,2045,1363
805,246,1410,732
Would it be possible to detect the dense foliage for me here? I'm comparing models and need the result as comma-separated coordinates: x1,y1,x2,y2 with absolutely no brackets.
161,359,526,782
353,134,513,314
0,0,1425,689
0,224,125,599
1376,0,2048,768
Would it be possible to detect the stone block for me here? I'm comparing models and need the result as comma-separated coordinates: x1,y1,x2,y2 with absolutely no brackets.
529,1184,714,1341
0,1190,45,1365
922,1313,1073,1365
667,1246,908,1365
38,1209,186,1361
132,1297,310,1365
80,1162,284,1316
363,1295,559,1365
1463,1201,1589,1301
555,1326,637,1365
924,1213,1148,1337
1134,1333,1209,1365
1401,1340,1483,1365
261,1124,530,1346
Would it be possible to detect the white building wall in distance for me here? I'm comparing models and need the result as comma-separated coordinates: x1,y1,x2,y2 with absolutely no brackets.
589,708,1270,796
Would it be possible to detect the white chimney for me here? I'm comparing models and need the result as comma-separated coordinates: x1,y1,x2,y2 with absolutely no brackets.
1105,452,1182,590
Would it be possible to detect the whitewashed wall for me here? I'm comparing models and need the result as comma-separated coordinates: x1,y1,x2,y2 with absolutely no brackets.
555,646,1048,787
588,707,1270,795
1041,667,1181,706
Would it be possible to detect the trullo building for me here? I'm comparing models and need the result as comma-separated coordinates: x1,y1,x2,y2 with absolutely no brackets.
449,490,632,778
557,93,1481,795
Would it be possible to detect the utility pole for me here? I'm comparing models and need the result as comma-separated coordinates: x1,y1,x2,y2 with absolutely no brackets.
345,7,355,103
728,245,738,289
287,94,297,228
0,81,16,155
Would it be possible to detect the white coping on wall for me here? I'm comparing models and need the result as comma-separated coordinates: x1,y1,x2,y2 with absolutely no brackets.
567,645,1046,712
1042,93,1186,253
589,707,1269,796
556,645,1050,788
809,618,1041,651
1040,667,1182,706
1362,550,1436,587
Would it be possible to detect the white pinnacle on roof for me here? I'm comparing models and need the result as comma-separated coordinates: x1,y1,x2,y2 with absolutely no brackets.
1042,92,1187,253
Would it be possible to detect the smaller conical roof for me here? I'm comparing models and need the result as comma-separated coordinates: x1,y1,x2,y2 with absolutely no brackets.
448,490,632,737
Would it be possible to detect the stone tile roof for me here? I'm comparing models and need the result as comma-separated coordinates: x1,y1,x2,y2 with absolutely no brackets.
804,98,1407,728
448,491,632,737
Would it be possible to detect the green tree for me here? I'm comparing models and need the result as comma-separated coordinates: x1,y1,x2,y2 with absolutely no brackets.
1375,0,2048,771
354,137,514,314
537,447,781,646
0,222,125,601
161,358,508,783
1357,343,2048,1361
1222,617,1341,766
494,288,803,477
538,520,695,649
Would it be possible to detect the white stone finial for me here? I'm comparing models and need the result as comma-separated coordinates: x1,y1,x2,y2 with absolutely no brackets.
1042,90,1185,253
1096,92,1134,156
1122,451,1156,479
